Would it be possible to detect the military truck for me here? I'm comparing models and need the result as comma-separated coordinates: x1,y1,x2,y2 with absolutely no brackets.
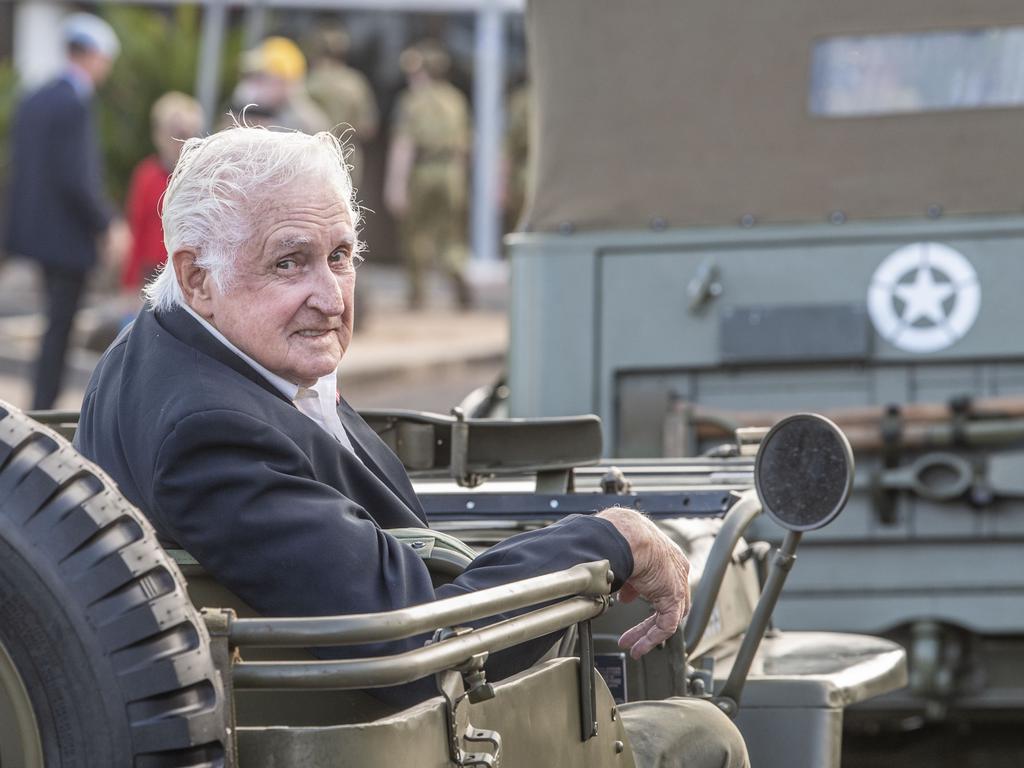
506,0,1024,734
0,400,906,766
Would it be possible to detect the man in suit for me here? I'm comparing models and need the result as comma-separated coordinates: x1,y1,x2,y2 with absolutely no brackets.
75,126,747,766
4,13,129,409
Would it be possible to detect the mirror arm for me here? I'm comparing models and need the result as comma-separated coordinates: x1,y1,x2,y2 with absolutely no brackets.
715,530,802,711
683,489,762,653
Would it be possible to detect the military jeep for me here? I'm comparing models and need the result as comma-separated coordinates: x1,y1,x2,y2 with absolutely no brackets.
0,401,904,767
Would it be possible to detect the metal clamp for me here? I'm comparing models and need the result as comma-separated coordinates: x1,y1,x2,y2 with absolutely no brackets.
876,452,973,502
687,258,723,313
201,608,239,767
436,657,503,768
451,408,485,488
948,395,972,448
686,657,715,698
599,466,631,495
872,404,903,525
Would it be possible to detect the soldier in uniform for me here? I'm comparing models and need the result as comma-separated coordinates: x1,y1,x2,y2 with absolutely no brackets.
503,80,531,233
384,40,472,310
306,26,379,190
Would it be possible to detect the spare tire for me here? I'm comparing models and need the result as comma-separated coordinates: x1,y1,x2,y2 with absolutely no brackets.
0,402,225,767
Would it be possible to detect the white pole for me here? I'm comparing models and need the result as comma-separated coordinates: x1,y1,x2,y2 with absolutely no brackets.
243,0,270,49
195,0,228,132
470,4,505,263
12,1,65,90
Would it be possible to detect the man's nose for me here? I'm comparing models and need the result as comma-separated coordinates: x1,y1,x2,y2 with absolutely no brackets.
305,264,346,315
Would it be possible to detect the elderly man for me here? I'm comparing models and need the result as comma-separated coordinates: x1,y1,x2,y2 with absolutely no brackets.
75,127,747,767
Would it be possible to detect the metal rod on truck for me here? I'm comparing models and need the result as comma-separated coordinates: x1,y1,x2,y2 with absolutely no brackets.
714,530,802,714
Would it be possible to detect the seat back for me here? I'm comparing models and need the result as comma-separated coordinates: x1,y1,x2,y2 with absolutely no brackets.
169,550,402,726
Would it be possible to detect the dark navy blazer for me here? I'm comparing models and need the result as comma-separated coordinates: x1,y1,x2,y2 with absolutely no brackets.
4,78,111,271
75,307,633,701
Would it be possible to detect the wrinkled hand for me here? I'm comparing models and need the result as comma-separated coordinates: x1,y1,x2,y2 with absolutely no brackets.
597,507,691,659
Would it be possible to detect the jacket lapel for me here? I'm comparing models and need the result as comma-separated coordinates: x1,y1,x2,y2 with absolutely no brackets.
154,307,293,405
152,307,424,520
337,397,426,520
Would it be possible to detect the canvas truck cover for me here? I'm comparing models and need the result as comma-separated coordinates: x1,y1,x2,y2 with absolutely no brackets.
522,0,1024,233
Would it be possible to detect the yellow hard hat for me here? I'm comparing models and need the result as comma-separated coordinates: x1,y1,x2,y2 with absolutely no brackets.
243,36,307,81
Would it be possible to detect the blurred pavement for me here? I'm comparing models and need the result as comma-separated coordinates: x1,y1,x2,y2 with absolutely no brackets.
0,259,508,414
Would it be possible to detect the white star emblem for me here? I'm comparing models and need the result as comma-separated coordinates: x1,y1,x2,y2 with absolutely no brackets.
893,266,955,326
867,242,981,354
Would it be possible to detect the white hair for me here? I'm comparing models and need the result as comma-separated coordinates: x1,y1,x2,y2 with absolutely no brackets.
144,125,360,312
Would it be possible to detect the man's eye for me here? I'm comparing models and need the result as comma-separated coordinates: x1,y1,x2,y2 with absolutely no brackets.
276,258,298,271
330,249,362,273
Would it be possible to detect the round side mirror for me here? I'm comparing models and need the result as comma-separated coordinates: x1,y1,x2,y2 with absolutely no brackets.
754,413,854,531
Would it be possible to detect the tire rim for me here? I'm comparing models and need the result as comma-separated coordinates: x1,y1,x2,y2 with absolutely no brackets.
0,637,43,768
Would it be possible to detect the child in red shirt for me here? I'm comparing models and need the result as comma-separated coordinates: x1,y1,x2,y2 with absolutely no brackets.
122,92,203,291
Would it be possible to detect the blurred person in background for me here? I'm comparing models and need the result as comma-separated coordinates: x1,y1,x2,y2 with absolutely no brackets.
229,36,329,135
122,92,204,293
502,80,531,234
3,12,130,410
306,26,379,190
384,40,473,310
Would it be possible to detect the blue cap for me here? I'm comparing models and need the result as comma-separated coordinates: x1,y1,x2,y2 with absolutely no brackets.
63,13,120,59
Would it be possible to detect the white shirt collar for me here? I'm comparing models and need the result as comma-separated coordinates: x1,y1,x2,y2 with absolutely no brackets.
178,303,355,454
181,303,335,401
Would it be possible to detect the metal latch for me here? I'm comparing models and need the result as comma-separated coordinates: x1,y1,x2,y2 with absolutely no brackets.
687,258,723,313
434,635,502,767
687,656,715,698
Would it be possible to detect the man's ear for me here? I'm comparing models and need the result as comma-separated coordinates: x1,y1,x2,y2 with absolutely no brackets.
172,249,214,318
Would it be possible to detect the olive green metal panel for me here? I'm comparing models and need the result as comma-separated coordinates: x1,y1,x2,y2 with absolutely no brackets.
524,0,1024,232
237,693,453,768
508,240,600,417
236,658,636,768
760,541,1024,634
595,218,1024,375
472,658,636,768
508,216,1024,436
712,632,908,710
730,707,843,768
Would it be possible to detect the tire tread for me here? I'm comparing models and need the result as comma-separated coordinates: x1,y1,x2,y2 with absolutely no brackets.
0,404,225,766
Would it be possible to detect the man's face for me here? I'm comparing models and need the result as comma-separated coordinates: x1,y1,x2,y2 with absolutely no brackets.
79,49,114,85
201,179,357,387
246,72,289,109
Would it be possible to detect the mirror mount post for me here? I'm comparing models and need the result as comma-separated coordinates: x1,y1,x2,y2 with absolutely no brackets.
714,530,802,712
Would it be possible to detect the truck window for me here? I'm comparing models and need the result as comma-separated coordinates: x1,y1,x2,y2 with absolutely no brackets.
809,26,1024,117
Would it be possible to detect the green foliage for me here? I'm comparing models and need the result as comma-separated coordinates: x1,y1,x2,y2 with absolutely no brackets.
95,6,243,203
